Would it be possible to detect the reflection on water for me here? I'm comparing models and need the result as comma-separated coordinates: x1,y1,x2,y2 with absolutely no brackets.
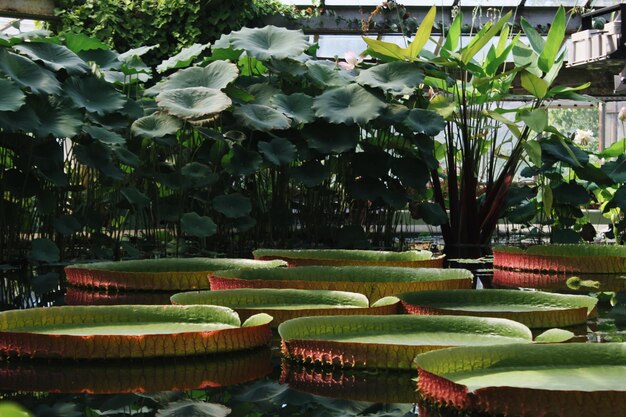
1,267,625,417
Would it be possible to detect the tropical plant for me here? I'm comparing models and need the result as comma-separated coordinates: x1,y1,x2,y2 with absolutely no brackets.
361,6,592,257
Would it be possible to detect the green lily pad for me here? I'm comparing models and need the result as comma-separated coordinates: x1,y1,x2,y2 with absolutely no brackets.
279,315,532,369
162,61,238,90
131,113,182,139
157,87,232,120
83,125,126,144
181,212,217,237
0,305,272,359
15,42,90,75
415,343,626,417
356,62,424,95
63,76,126,115
0,49,61,95
229,25,309,61
233,104,291,131
270,93,315,124
397,289,597,329
210,266,470,302
403,108,446,136
213,193,252,218
156,43,210,73
0,79,25,112
313,84,386,125
258,138,297,165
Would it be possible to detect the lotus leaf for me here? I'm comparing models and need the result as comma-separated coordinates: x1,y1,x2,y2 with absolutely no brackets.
0,305,272,359
0,49,61,95
233,104,291,131
397,289,597,328
229,26,309,61
258,138,297,165
30,96,83,138
306,61,353,88
279,315,532,369
213,193,252,218
15,42,90,75
246,83,280,105
78,49,121,70
156,43,210,73
157,87,231,120
0,103,40,131
181,162,218,188
403,108,446,136
63,32,109,53
181,212,217,238
222,146,263,176
0,79,25,112
171,288,398,327
131,113,182,139
270,93,315,124
302,122,359,154
65,257,286,291
493,244,626,274
289,161,330,187
83,125,126,144
312,84,386,125
63,76,126,115
356,62,424,95
209,266,471,301
162,61,238,90
415,343,626,417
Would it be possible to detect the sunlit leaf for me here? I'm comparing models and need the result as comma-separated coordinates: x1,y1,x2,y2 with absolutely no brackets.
157,43,210,73
131,113,182,138
270,93,314,124
157,87,231,120
162,61,238,90
229,25,309,60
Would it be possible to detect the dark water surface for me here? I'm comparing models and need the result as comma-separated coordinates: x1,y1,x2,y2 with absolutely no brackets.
1,267,625,417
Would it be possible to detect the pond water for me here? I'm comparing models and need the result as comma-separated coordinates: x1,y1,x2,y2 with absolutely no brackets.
1,267,625,417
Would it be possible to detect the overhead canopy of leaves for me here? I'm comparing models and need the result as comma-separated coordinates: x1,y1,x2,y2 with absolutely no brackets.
131,113,182,138
0,49,61,95
157,87,232,120
15,42,90,75
229,25,309,61
312,84,386,125
233,104,291,131
356,62,424,95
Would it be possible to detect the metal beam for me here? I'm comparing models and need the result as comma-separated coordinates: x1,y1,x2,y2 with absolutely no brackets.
0,0,55,20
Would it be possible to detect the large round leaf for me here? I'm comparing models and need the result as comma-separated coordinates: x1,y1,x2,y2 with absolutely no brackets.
258,137,297,165
157,87,231,120
403,108,446,136
233,104,290,131
312,84,385,125
78,49,121,70
222,146,263,176
0,79,25,111
63,76,126,115
289,160,330,187
181,162,218,188
0,103,40,131
131,113,182,138
306,61,353,88
156,43,210,73
162,61,238,91
83,125,125,144
229,25,309,61
271,93,314,124
31,96,83,138
181,212,217,238
15,42,90,75
356,62,424,95
213,193,252,218
0,49,61,95
302,122,359,154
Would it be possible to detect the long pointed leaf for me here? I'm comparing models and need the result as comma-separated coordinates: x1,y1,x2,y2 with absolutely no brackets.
362,37,407,61
407,6,436,59
521,17,545,53
520,70,548,98
538,6,565,73
442,13,462,55
461,12,512,64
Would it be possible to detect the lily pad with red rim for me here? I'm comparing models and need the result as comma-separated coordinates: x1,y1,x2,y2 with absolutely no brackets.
279,315,532,370
0,305,272,359
415,343,626,417
170,288,399,327
64,257,286,291
209,266,472,302
397,289,597,329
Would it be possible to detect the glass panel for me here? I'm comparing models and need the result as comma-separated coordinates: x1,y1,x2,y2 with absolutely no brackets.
458,0,522,6
325,0,455,5
526,0,587,5
591,0,622,6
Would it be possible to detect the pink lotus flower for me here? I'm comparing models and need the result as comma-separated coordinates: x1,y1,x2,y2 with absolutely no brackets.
338,51,363,70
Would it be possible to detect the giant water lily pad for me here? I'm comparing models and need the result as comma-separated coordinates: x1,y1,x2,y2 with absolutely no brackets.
229,26,309,61
415,343,626,417
0,348,271,393
171,288,398,327
65,287,174,306
397,289,597,329
312,84,386,125
209,266,472,301
0,305,272,359
65,258,287,291
157,87,231,120
491,269,626,292
493,244,626,274
279,315,532,369
253,248,444,267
